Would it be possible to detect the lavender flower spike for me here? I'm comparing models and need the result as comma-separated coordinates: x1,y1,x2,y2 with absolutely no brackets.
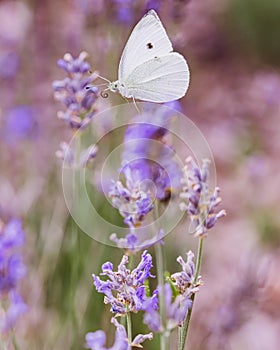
143,283,192,332
52,52,98,129
131,332,153,348
179,157,226,237
109,180,154,228
171,251,202,297
92,251,154,315
110,229,164,254
85,317,128,350
0,219,27,332
56,142,98,168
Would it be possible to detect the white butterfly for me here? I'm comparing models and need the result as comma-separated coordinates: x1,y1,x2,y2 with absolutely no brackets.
106,10,190,103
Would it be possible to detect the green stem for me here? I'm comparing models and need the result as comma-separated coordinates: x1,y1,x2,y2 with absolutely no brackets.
153,201,169,350
126,312,132,347
178,237,204,350
11,332,20,350
128,253,134,271
70,133,81,349
155,242,168,350
0,303,8,350
0,332,6,350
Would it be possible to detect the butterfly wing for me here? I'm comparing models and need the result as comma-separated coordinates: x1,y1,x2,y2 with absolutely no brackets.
124,52,190,103
118,10,173,82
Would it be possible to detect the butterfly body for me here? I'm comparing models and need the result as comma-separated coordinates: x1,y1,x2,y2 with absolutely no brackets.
108,10,190,103
108,80,133,99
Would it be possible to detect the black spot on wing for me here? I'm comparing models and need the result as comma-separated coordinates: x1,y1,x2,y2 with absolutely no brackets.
147,42,153,49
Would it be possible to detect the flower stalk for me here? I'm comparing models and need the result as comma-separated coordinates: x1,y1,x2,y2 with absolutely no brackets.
155,241,168,350
126,311,132,346
178,237,204,350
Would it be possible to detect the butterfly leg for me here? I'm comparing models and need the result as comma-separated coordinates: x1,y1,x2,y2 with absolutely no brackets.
132,97,140,113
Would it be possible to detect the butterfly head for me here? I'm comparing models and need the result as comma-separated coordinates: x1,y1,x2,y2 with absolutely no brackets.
108,80,119,93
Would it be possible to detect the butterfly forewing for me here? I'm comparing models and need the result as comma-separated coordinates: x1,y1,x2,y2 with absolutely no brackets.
118,10,173,83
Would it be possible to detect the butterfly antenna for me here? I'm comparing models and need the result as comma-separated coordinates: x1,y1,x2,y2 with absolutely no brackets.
100,88,110,98
96,74,111,83
93,83,108,87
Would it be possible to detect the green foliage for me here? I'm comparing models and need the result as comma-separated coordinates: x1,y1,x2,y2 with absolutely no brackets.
255,210,280,247
229,0,280,66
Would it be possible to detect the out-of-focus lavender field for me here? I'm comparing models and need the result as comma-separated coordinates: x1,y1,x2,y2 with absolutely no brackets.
1,0,280,349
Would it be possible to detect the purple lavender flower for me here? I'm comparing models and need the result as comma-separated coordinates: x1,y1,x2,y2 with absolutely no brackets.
110,0,134,24
144,0,162,12
0,219,24,249
0,219,25,292
110,232,139,251
116,3,133,24
110,229,164,253
109,104,181,250
2,291,28,332
52,52,98,129
86,317,128,350
143,283,191,332
0,254,26,293
121,105,182,201
131,332,153,348
110,0,162,24
0,219,27,332
85,317,152,350
109,180,154,229
0,51,20,79
55,142,74,166
171,251,202,297
79,144,98,167
2,106,37,144
92,251,154,315
142,290,160,332
56,142,98,168
180,157,226,237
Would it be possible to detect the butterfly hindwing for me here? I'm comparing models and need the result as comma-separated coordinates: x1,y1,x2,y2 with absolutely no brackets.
124,52,190,103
